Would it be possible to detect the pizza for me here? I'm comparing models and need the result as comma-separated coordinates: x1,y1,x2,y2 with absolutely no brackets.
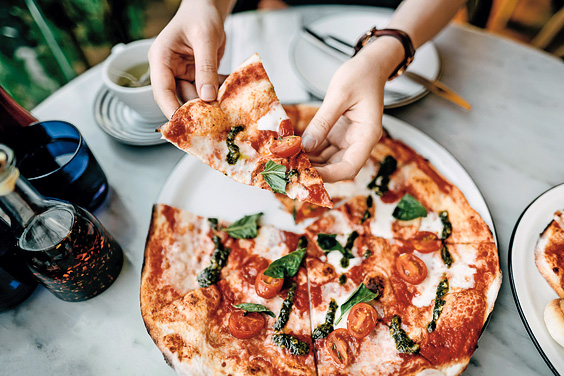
142,106,501,376
157,55,332,208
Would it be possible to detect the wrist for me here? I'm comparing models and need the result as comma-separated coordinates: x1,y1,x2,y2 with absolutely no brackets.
358,37,405,81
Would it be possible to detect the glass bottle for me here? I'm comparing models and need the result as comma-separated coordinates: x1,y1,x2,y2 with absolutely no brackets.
0,224,38,312
0,144,123,302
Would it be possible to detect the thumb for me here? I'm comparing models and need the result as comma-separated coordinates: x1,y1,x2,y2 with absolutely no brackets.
192,38,220,102
302,93,346,152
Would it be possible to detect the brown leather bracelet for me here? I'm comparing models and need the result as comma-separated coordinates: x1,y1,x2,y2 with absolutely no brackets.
353,28,415,80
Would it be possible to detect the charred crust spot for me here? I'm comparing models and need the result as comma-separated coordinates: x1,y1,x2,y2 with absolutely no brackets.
364,274,386,297
162,334,199,361
321,264,335,278
161,205,177,230
554,267,560,274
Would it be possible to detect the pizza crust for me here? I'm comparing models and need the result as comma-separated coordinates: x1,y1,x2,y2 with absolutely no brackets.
535,214,564,298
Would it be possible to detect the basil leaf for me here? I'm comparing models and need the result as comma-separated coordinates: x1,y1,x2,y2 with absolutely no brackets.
335,283,379,325
232,303,275,317
261,160,287,195
317,234,344,252
392,194,427,221
225,212,263,239
263,248,306,279
317,233,356,259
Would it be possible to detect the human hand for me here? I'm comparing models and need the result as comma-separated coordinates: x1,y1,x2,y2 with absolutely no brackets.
302,37,404,183
148,0,227,119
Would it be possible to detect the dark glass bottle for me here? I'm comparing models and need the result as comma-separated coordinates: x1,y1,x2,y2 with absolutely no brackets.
0,225,37,312
0,144,123,302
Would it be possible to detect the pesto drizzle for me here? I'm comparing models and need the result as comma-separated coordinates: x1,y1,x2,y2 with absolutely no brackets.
226,125,244,165
196,235,231,287
439,210,454,267
286,169,299,181
361,195,374,223
427,277,449,333
440,244,453,268
272,333,309,356
273,281,297,331
272,278,310,356
208,218,218,231
390,315,420,354
312,299,338,339
439,210,452,240
367,156,398,196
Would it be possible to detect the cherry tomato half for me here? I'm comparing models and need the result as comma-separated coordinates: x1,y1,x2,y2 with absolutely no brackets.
278,119,294,137
228,310,265,339
255,268,284,299
411,231,442,253
396,253,428,285
347,303,378,339
325,329,354,368
270,136,302,158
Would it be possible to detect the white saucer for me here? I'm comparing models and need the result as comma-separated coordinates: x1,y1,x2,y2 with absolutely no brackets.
93,88,167,146
290,9,441,108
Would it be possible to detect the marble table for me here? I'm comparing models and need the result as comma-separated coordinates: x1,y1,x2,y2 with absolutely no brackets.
2,5,564,376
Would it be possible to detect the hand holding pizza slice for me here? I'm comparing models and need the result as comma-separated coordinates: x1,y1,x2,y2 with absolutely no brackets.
158,54,333,208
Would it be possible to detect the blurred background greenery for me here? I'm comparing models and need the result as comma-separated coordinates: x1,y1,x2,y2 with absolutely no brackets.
1,0,562,110
0,0,179,109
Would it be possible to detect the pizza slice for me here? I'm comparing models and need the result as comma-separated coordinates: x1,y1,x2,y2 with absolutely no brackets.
535,210,564,298
141,204,316,375
158,54,332,208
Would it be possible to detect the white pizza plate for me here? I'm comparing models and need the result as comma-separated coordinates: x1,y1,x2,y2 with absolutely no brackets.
289,9,441,108
509,182,564,376
157,114,496,248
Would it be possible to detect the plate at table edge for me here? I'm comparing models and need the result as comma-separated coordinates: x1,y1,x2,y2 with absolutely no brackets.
509,182,564,376
289,9,441,109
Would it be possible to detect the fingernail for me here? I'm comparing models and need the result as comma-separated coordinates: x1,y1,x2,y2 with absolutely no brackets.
302,135,316,152
200,84,216,101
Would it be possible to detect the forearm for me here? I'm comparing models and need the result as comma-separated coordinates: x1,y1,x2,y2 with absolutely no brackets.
387,0,466,49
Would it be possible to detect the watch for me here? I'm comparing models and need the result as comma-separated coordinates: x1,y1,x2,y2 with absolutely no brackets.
353,28,415,80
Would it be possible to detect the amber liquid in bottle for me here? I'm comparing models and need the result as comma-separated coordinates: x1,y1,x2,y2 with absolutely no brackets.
19,205,123,301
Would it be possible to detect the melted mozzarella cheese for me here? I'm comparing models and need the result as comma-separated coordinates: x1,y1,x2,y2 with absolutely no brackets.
256,103,289,132
411,245,477,308
418,211,444,236
326,251,362,275
311,281,356,328
162,217,214,294
324,159,376,198
369,197,397,238
187,136,258,184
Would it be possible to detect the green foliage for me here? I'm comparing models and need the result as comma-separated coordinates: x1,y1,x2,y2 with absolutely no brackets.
0,0,150,108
